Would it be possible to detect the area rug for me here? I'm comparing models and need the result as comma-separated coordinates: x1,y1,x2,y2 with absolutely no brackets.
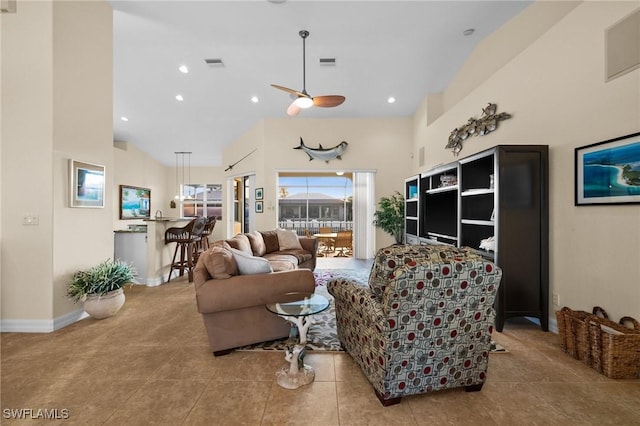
238,268,507,353
312,268,370,287
237,285,343,352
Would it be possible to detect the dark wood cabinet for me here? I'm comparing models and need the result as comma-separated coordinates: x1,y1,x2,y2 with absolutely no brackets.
407,145,549,332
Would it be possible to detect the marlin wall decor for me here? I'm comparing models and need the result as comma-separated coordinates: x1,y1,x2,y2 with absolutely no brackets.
294,137,348,163
446,103,511,155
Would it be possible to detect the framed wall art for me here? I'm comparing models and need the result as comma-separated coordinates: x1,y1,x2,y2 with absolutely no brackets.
575,132,640,205
255,187,264,200
255,201,264,213
119,185,151,219
69,159,105,208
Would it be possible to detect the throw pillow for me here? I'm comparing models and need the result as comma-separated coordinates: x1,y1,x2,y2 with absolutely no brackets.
276,228,303,251
260,230,280,253
226,233,253,255
202,246,237,279
246,230,267,257
229,247,273,275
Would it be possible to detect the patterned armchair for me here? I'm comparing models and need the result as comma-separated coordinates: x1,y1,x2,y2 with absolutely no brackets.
327,244,502,406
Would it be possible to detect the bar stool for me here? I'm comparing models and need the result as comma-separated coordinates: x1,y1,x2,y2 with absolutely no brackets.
199,217,217,251
165,217,207,282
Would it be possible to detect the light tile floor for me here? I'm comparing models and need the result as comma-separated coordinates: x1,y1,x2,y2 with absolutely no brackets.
2,261,639,425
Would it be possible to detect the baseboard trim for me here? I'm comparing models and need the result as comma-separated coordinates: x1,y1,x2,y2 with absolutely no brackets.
522,315,558,334
143,276,166,286
1,309,88,333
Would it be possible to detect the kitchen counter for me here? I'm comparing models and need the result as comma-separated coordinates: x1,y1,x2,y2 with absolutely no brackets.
114,218,190,286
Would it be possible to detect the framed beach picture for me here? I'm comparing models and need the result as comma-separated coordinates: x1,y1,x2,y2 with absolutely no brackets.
69,160,105,208
575,132,640,205
119,185,151,219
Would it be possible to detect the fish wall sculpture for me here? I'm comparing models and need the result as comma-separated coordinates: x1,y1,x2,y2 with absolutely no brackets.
294,138,348,163
446,103,511,155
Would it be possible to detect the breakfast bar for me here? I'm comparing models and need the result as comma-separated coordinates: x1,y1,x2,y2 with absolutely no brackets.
114,218,190,286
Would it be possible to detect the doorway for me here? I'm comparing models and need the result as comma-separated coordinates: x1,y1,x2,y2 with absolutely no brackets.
226,174,255,236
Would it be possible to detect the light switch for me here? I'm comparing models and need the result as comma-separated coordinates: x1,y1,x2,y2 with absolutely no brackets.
22,213,39,225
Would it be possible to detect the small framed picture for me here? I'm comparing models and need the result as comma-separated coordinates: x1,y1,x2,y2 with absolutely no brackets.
255,201,264,213
255,187,264,200
575,132,640,205
69,159,105,208
119,185,151,219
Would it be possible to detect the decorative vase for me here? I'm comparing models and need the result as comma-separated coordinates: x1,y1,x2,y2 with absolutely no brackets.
83,288,125,319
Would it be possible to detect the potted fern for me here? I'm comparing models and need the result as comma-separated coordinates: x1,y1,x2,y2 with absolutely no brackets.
373,191,405,244
67,259,136,319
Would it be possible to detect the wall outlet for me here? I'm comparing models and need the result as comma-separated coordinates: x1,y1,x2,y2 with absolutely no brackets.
552,293,560,306
22,213,39,225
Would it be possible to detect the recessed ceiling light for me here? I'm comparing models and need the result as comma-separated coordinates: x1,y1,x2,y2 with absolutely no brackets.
120,116,129,122
175,94,184,101
387,97,396,104
463,28,475,36
251,96,259,103
178,65,189,74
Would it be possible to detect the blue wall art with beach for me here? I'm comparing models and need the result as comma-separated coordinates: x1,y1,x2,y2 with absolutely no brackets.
582,141,640,198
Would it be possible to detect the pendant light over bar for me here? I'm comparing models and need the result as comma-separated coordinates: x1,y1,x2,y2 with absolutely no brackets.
174,151,193,201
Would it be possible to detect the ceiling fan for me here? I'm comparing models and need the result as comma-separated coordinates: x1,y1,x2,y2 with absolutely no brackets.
271,30,346,116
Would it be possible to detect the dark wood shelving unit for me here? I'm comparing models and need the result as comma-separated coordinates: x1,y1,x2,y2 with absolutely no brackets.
406,145,549,332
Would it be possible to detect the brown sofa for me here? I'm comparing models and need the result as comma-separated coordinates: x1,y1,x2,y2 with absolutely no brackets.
224,229,318,271
193,230,318,355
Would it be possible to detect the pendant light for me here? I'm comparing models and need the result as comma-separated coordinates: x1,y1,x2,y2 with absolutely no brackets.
174,151,193,201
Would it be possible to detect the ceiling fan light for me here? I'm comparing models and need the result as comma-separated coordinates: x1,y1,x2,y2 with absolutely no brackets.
294,97,314,108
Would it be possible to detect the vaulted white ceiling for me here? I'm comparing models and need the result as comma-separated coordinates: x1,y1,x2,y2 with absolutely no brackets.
111,0,532,166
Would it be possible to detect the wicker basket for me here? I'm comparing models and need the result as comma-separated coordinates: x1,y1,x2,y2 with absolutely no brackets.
556,307,593,364
588,314,640,379
556,307,569,352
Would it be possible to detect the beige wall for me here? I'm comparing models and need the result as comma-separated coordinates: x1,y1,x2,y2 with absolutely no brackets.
1,1,55,323
224,117,414,249
1,0,114,327
113,141,168,230
414,2,640,321
443,1,581,114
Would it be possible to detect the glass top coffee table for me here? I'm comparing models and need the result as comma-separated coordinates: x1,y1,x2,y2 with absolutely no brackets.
266,292,329,389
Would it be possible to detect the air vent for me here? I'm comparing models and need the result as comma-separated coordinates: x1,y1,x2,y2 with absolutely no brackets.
0,0,17,13
319,58,336,66
205,58,224,65
605,8,640,82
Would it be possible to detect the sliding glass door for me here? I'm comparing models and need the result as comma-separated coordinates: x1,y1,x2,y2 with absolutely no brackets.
277,172,353,234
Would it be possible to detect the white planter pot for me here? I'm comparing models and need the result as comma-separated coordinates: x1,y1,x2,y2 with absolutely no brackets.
83,288,126,319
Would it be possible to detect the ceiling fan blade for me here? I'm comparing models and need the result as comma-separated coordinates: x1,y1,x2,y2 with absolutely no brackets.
271,84,307,98
313,95,346,108
287,101,302,116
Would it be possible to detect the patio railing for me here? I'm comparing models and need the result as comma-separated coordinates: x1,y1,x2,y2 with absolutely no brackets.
277,220,353,236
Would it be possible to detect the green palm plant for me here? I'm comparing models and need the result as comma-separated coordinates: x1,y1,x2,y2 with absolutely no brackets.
67,259,136,302
373,191,405,244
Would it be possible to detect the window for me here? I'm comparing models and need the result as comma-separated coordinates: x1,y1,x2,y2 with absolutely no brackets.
277,173,353,231
182,184,222,219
